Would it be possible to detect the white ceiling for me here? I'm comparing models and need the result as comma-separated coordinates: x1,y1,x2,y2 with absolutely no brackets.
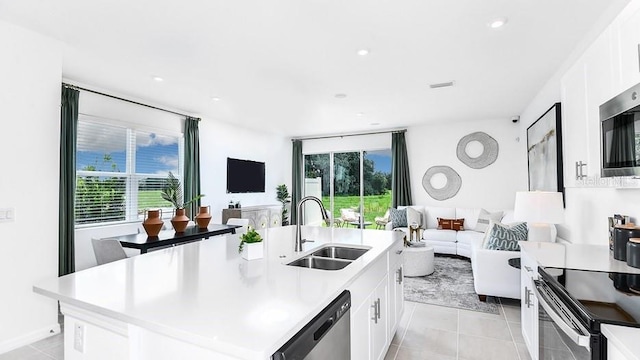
0,0,630,137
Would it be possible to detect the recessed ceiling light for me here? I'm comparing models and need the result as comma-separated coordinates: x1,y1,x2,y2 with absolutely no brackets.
335,93,347,99
152,76,164,82
357,112,365,117
429,81,455,89
489,17,508,29
357,49,370,56
211,97,220,101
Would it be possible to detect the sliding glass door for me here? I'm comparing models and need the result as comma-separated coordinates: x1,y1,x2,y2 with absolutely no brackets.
303,149,391,229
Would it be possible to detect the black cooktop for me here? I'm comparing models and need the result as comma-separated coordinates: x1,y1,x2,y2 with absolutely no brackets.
540,267,640,329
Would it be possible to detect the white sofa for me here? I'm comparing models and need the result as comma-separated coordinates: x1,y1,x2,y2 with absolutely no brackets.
386,205,557,300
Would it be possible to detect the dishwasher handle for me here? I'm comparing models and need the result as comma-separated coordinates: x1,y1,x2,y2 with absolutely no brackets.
313,317,335,341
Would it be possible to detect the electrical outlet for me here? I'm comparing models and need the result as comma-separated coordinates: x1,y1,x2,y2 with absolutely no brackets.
74,323,84,353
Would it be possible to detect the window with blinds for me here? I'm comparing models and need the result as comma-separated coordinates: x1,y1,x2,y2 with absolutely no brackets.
75,118,182,226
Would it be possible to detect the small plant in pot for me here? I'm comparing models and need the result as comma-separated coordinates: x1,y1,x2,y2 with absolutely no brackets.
161,172,204,232
238,227,264,260
276,184,291,226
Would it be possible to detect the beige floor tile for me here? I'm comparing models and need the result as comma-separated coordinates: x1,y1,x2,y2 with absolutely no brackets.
502,304,521,323
395,347,456,360
400,327,457,357
458,312,512,341
516,343,533,360
384,344,399,360
392,302,416,345
458,334,520,360
38,343,63,360
458,305,504,321
508,321,525,344
410,302,458,333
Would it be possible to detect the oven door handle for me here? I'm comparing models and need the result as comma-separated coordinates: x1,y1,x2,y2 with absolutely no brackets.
532,281,591,349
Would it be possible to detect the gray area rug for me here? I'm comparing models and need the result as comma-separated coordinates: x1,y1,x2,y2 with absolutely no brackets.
404,256,500,314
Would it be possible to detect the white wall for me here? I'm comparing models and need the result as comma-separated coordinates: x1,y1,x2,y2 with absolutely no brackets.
518,0,640,245
0,21,61,352
406,119,526,210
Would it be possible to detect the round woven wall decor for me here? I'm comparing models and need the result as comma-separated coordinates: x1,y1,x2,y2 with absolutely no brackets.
421,166,462,201
456,132,499,169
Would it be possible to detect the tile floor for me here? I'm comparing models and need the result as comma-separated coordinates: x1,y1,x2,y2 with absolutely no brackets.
1,299,532,360
385,298,532,360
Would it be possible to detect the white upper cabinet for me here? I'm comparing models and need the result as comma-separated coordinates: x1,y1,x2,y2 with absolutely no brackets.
613,0,640,91
561,61,589,188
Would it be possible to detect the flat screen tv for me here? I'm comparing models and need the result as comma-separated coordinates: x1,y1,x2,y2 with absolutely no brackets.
226,157,266,193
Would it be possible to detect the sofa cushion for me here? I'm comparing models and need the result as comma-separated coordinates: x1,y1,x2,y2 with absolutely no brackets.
484,221,528,251
474,209,504,233
389,207,407,228
424,206,456,229
456,230,485,250
438,218,465,231
455,208,481,230
422,229,457,242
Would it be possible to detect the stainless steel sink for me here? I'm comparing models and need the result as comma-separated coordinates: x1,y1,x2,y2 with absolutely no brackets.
288,256,352,270
311,246,369,261
287,245,370,270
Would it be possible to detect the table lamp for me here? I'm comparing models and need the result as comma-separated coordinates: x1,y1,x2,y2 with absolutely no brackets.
514,191,564,242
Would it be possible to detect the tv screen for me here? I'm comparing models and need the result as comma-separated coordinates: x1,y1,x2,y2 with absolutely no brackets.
226,157,266,193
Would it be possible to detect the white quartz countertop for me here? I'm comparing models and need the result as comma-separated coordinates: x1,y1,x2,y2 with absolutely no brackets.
602,324,640,360
519,242,640,274
34,226,401,359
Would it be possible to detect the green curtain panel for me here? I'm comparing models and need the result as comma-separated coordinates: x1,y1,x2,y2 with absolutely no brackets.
392,131,413,207
184,117,201,219
59,86,79,276
291,140,303,224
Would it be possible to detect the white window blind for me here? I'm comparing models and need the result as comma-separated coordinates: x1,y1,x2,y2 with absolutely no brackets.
75,117,183,226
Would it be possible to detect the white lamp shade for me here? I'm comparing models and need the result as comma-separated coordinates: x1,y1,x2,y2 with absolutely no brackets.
514,191,564,224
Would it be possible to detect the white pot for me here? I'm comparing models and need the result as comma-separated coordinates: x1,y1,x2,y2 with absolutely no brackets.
241,242,264,260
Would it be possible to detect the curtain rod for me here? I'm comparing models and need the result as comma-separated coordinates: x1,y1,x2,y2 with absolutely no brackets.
291,128,406,141
62,82,199,120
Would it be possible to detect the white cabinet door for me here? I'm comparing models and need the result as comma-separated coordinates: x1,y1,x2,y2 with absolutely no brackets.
387,243,404,337
561,60,589,187
614,0,640,91
371,276,389,360
520,251,539,360
351,300,372,360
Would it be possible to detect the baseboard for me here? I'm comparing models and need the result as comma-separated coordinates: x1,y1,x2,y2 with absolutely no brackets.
0,323,61,355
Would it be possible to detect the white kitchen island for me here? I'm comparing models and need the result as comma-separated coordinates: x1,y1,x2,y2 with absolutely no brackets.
34,226,404,360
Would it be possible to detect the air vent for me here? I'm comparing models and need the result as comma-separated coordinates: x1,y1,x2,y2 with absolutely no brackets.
429,81,455,89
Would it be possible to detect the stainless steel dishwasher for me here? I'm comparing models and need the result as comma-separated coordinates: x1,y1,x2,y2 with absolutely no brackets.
272,290,351,360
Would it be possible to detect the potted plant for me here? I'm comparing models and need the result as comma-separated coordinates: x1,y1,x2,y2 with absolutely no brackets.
238,227,264,260
276,184,291,226
161,172,204,232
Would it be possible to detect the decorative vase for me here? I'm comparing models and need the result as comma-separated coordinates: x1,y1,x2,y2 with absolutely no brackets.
241,242,264,260
171,208,190,233
142,209,163,237
195,205,212,229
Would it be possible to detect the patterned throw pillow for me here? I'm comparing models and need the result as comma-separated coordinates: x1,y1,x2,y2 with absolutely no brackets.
437,218,465,231
484,222,528,251
474,209,504,233
389,208,407,228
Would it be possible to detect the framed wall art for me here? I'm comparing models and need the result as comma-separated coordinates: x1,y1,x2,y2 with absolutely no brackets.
526,103,564,197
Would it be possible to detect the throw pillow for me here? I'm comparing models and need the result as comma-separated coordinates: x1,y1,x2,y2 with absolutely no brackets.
483,221,528,251
389,208,407,228
474,209,504,233
437,218,465,231
406,207,423,228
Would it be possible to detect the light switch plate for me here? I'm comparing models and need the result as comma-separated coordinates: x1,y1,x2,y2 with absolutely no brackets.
0,208,14,223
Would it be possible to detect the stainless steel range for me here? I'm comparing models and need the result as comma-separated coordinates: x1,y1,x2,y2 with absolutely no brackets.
535,267,640,360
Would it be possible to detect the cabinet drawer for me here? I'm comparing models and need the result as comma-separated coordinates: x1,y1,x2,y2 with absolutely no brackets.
388,239,404,266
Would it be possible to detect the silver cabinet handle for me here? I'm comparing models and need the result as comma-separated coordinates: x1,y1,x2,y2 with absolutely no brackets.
397,267,403,284
396,250,403,255
525,287,533,308
371,301,378,324
524,266,533,273
376,298,381,320
575,161,587,180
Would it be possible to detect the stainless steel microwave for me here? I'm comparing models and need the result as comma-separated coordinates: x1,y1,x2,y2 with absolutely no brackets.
599,81,640,177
